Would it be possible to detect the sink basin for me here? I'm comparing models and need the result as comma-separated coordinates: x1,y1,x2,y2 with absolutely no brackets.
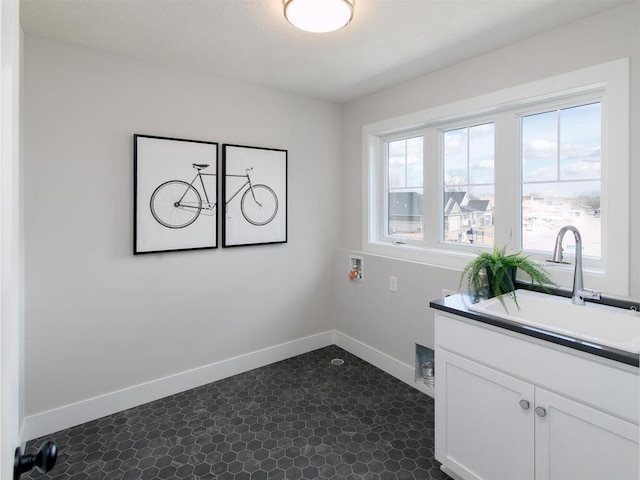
468,289,640,354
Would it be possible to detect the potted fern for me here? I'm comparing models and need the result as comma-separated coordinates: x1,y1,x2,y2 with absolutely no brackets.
460,245,554,310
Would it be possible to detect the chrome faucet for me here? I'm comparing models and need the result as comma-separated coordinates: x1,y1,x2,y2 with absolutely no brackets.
550,226,600,305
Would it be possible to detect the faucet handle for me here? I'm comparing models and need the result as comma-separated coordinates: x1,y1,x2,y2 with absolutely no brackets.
577,288,601,302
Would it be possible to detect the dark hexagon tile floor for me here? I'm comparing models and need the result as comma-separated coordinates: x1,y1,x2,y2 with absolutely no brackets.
25,345,451,479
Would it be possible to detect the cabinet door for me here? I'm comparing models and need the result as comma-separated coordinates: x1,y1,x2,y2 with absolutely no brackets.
436,349,535,480
535,388,639,480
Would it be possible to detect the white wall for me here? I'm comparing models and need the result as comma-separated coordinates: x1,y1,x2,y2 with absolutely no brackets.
23,35,342,432
333,250,461,380
335,3,640,369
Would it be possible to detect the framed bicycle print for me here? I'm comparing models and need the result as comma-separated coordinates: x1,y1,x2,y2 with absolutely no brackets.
222,144,287,247
134,134,218,254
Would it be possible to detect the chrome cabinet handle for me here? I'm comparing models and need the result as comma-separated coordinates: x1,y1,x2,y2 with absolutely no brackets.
519,399,530,410
535,406,547,417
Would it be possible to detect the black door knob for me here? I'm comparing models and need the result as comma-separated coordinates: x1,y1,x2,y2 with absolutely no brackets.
14,441,57,480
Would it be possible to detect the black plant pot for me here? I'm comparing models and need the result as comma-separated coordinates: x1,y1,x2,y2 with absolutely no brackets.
485,266,517,298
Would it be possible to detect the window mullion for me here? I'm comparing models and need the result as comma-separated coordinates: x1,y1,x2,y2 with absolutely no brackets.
423,127,438,247
404,140,408,188
556,110,561,181
493,111,519,251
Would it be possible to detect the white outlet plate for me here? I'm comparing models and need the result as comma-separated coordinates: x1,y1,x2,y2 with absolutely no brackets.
389,276,398,292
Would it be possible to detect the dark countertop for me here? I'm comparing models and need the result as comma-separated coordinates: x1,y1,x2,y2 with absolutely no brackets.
430,289,640,368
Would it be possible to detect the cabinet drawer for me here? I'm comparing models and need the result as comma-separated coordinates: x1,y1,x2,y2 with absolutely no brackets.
435,312,639,423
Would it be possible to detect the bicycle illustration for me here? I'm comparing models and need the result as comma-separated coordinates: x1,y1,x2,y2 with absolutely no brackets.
150,164,279,229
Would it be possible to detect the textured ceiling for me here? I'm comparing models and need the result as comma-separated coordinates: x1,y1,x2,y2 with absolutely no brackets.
19,0,630,103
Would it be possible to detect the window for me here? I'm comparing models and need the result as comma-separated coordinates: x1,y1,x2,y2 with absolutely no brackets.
521,102,601,258
364,59,629,295
442,123,495,246
386,136,423,241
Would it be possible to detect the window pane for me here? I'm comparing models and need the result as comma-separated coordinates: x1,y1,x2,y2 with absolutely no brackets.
388,139,406,189
386,136,423,240
388,189,424,239
444,186,494,245
522,181,601,258
469,124,495,184
444,128,468,185
560,103,601,180
406,136,423,187
522,110,558,182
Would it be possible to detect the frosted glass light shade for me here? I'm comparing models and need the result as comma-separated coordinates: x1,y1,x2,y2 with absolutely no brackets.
284,0,354,33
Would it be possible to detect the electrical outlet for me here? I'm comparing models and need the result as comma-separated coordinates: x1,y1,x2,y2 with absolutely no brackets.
389,276,398,292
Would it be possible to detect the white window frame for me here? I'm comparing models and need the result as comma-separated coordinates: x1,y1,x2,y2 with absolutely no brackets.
363,58,629,296
381,132,425,245
516,95,604,261
437,115,497,251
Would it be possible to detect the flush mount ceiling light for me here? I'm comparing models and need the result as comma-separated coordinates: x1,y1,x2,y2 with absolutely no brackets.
284,0,354,33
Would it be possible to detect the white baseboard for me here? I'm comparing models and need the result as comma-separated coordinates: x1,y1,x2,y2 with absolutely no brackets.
334,330,421,393
24,330,335,441
440,464,466,480
24,330,428,441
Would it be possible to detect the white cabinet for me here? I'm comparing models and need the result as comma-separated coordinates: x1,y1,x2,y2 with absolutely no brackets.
535,388,638,480
435,312,639,480
436,349,534,480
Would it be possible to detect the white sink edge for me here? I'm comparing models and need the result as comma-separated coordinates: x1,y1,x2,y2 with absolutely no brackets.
467,290,640,355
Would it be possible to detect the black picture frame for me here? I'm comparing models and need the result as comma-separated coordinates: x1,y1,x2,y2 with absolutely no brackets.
134,134,218,254
222,144,288,247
